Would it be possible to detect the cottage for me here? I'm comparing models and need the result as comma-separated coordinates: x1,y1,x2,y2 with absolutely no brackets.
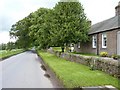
74,2,120,55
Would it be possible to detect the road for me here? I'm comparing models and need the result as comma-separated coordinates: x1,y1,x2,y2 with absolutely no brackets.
0,51,56,88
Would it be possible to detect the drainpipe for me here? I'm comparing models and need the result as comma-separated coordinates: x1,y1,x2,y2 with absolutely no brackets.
97,34,99,55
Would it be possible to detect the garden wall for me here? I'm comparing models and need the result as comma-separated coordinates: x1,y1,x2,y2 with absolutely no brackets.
47,49,120,78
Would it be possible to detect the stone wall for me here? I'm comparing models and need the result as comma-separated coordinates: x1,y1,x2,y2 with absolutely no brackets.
47,49,120,78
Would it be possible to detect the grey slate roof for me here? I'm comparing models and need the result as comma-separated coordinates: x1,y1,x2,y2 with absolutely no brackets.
89,15,120,34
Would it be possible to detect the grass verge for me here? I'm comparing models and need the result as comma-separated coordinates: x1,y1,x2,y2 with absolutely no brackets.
38,51,119,89
52,47,99,57
71,52,99,57
53,47,62,52
0,49,24,60
52,47,67,52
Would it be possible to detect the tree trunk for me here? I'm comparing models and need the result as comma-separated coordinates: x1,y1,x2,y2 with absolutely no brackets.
61,47,64,52
65,44,69,52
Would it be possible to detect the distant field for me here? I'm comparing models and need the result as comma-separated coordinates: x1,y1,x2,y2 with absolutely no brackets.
0,49,24,59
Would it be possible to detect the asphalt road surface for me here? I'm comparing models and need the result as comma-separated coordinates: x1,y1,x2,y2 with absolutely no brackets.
0,51,55,88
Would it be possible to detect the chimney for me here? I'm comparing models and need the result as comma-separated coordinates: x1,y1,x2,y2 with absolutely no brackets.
88,20,92,26
115,1,120,16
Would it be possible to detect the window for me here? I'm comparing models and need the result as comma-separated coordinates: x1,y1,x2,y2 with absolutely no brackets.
102,33,107,48
92,35,97,48
78,42,80,48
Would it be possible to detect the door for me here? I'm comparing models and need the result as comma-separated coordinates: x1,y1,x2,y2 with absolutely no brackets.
117,31,120,55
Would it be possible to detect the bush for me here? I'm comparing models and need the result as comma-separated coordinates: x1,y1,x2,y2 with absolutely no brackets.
100,52,108,57
112,54,119,60
118,55,120,59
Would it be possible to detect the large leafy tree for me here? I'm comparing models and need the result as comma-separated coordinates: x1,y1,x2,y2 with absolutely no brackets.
10,1,90,51
29,8,53,49
52,1,90,52
10,16,33,49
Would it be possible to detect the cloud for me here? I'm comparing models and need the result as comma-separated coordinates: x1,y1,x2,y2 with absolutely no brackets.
80,0,119,24
0,31,10,44
0,31,16,44
0,0,119,44
0,0,59,44
0,0,58,32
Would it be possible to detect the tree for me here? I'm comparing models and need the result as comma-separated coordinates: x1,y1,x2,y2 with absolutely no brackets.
0,43,6,50
52,1,90,52
0,42,16,50
10,16,33,49
6,42,16,50
10,1,90,51
29,8,53,49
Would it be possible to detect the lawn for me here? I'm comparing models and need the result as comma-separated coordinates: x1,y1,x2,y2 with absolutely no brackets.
71,52,99,57
53,47,62,52
38,51,120,89
52,47,99,57
0,49,24,59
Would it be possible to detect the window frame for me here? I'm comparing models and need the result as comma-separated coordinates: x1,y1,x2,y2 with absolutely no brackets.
92,35,97,48
102,33,107,48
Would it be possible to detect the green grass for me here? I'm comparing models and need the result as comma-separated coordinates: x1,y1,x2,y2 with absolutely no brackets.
52,47,62,52
38,51,120,89
52,47,67,52
71,52,99,57
52,47,99,57
0,49,24,59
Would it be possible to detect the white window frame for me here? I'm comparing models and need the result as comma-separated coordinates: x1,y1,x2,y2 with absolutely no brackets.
92,35,97,48
78,42,80,48
102,33,107,48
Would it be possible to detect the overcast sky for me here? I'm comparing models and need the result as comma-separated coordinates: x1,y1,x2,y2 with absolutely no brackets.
0,0,119,44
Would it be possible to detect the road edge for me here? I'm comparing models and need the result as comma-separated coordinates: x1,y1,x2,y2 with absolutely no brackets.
36,51,64,88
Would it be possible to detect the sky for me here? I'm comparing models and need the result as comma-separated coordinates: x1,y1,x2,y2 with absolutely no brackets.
0,0,120,44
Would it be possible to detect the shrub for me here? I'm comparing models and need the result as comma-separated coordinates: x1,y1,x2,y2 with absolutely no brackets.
100,52,108,57
112,54,119,60
90,64,95,70
118,55,120,59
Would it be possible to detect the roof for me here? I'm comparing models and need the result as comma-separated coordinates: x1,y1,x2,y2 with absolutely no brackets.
89,15,120,34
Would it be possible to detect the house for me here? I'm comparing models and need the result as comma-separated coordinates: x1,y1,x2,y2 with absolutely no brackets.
74,2,120,55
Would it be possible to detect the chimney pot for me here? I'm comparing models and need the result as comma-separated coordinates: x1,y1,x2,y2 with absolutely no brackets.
115,1,120,16
88,20,92,26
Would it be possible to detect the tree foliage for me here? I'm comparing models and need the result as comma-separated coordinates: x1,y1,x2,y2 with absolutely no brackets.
0,42,16,50
29,8,53,49
52,1,90,51
10,15,33,49
10,1,90,51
